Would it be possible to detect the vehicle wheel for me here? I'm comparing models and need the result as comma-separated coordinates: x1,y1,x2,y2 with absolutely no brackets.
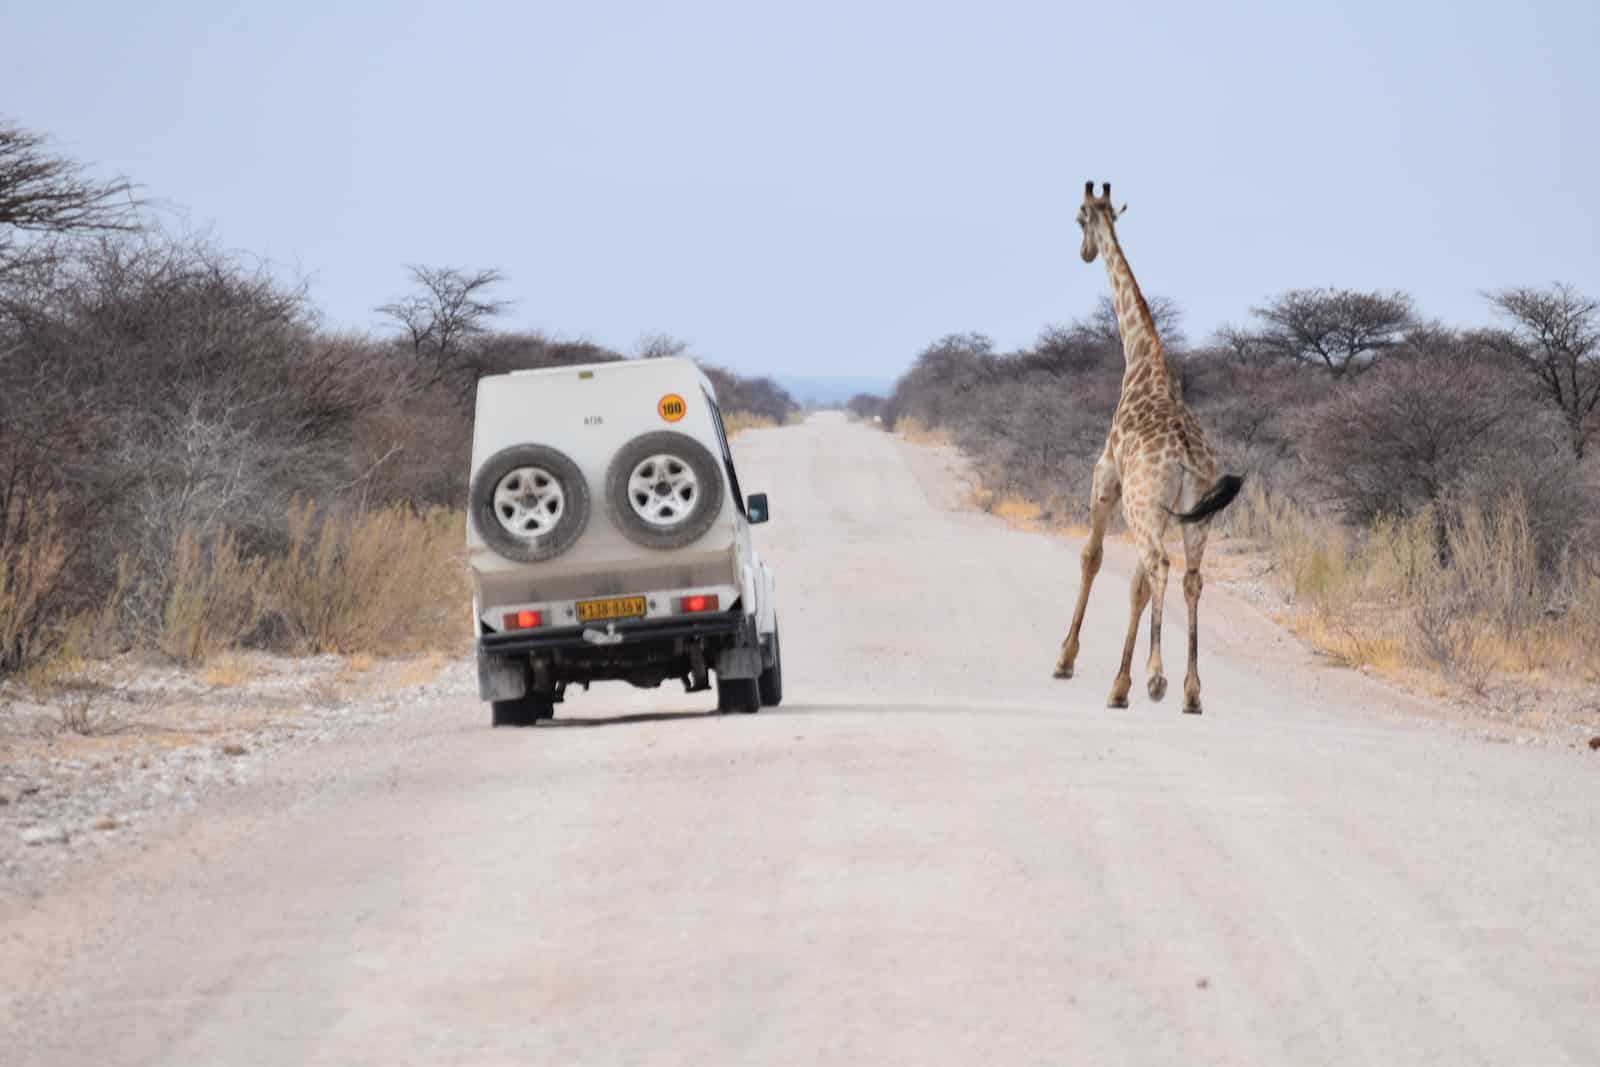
492,693,555,727
606,431,725,550
716,674,761,714
758,627,783,707
470,444,590,563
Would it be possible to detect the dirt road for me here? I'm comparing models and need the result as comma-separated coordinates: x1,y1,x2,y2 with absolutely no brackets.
5,413,1598,1065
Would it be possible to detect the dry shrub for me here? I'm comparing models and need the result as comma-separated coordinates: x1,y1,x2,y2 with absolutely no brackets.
1406,495,1552,686
160,529,267,663
1298,346,1563,525
0,494,69,672
270,502,466,655
53,683,111,736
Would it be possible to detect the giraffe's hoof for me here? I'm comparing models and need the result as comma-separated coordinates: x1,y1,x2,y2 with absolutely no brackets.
1107,695,1130,709
1182,702,1203,716
1147,675,1168,702
1052,666,1073,680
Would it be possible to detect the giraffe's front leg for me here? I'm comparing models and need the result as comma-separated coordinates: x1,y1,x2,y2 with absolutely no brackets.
1108,564,1150,708
1055,461,1118,680
1054,537,1103,679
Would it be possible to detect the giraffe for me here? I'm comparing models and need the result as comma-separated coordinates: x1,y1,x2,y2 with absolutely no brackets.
1052,181,1243,714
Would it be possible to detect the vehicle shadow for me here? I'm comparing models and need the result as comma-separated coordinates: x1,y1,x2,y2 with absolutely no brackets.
535,709,728,729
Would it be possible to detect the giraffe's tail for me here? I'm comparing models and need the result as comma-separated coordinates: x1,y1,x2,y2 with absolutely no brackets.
1174,474,1244,525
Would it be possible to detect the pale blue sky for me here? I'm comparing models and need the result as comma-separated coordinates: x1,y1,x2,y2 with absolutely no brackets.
5,0,1596,376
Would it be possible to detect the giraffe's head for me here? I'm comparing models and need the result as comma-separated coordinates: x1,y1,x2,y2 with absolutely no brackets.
1076,181,1126,263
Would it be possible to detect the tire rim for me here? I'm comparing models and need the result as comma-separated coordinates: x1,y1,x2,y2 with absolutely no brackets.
627,453,700,527
492,466,566,539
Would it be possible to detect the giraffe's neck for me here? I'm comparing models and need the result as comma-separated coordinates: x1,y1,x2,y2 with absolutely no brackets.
1094,221,1168,377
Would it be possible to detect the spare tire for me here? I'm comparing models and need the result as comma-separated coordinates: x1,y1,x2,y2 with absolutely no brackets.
606,431,725,549
470,444,590,563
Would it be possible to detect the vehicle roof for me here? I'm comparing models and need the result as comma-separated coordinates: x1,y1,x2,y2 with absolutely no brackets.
485,356,715,396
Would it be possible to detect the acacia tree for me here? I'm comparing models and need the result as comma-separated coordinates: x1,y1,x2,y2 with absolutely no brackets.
1250,287,1415,378
377,265,509,393
1482,283,1600,456
0,120,138,275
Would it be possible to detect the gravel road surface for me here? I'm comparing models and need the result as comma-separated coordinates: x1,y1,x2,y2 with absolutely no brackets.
4,413,1598,1065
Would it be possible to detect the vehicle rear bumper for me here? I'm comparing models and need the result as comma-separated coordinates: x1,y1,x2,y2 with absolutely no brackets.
477,611,745,657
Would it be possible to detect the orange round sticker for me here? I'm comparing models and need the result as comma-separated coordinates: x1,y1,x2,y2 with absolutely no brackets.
657,394,687,422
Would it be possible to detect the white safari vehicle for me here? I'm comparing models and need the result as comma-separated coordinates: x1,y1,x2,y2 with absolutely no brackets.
467,357,780,726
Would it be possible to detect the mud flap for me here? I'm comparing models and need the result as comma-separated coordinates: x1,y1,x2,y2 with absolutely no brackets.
477,646,526,701
716,646,762,679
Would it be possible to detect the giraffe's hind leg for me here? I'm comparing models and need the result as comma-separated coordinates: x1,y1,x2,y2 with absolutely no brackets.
1181,520,1210,714
1142,534,1171,703
1128,475,1180,704
1054,459,1119,680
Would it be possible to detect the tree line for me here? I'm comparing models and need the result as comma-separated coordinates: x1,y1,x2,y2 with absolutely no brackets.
879,281,1600,572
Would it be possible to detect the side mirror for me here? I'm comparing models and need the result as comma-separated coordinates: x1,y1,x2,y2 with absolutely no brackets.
746,493,770,524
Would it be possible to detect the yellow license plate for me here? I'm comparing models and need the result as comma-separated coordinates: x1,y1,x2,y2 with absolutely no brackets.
576,596,647,623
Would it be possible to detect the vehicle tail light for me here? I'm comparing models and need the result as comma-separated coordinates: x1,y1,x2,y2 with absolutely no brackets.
676,594,719,614
503,609,543,630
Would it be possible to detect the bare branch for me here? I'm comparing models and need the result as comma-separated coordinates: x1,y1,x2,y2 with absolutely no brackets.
0,120,139,276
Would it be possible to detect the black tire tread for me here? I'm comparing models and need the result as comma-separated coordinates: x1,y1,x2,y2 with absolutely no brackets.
605,431,725,550
470,444,591,563
758,627,783,707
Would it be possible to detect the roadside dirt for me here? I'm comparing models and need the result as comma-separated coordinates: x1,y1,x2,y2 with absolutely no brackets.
0,652,464,895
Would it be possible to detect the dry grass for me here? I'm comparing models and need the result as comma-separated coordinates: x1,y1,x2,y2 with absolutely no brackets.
1232,485,1599,688
723,411,779,438
972,488,1051,531
271,502,467,656
4,499,468,696
201,652,262,689
392,651,449,688
162,530,266,664
992,492,1045,525
894,416,953,446
138,504,467,668
334,652,379,688
0,494,70,672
